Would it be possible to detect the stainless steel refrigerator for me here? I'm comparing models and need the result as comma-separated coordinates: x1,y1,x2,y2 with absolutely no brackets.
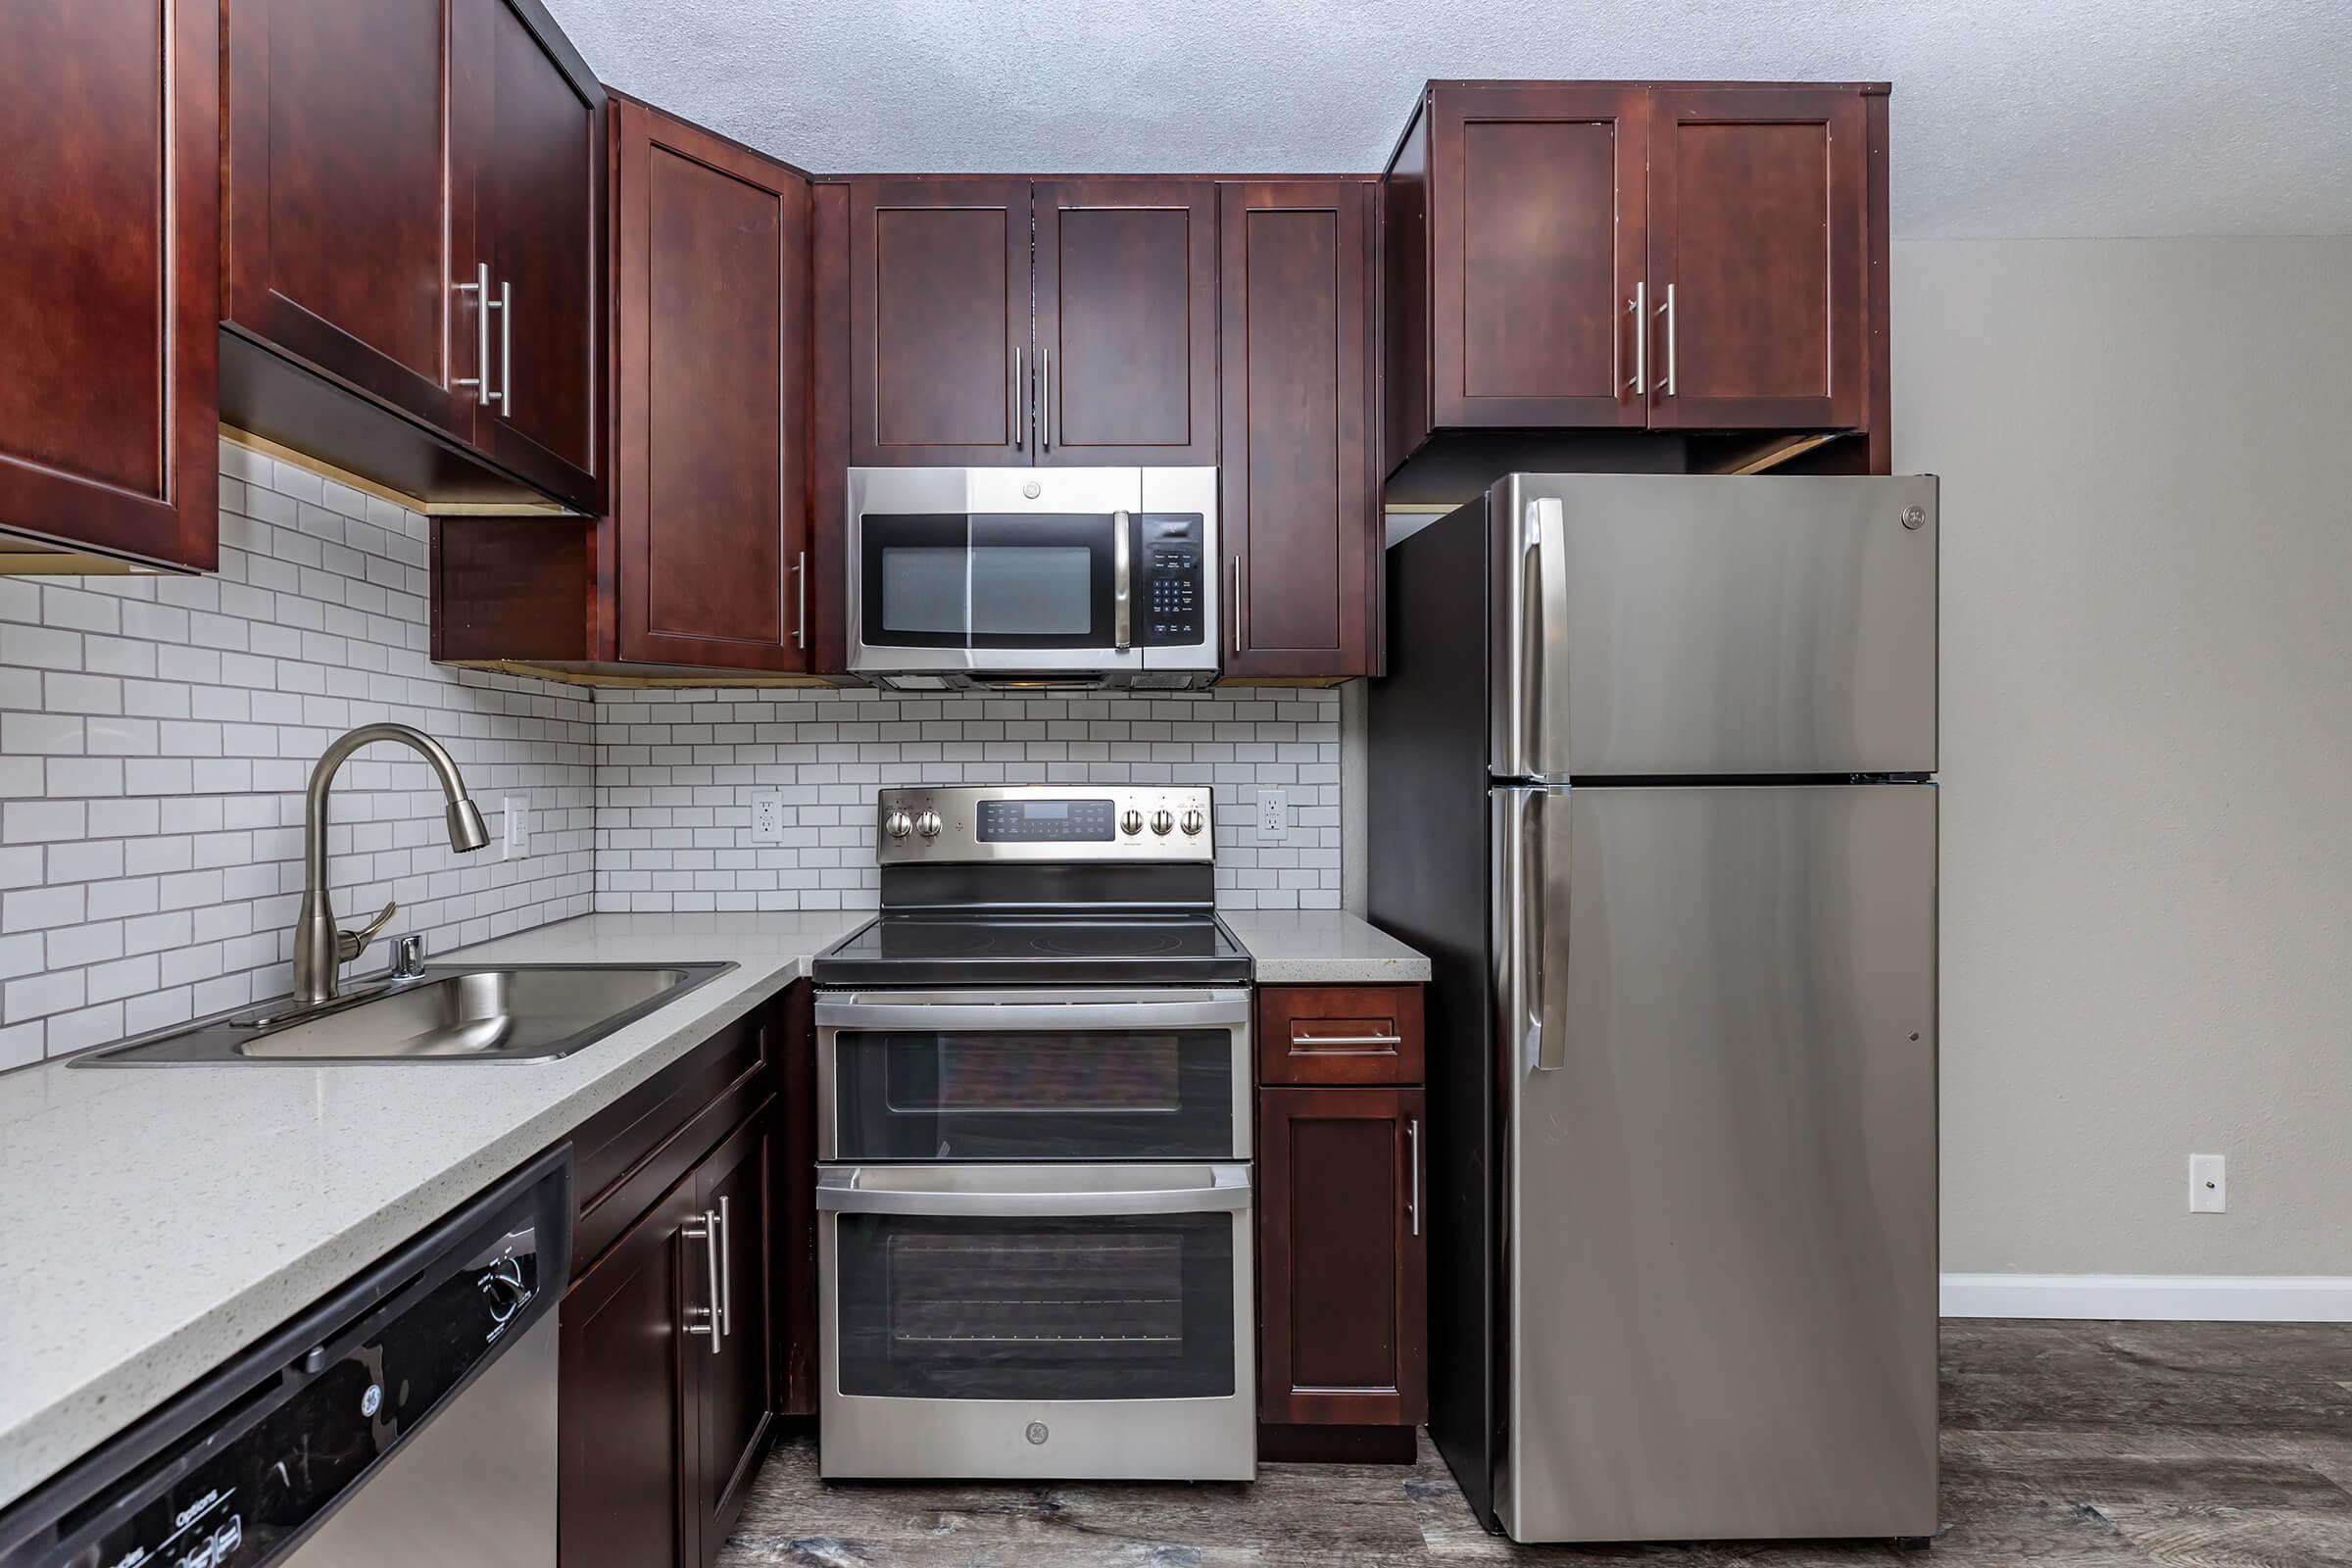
1369,473,1939,1546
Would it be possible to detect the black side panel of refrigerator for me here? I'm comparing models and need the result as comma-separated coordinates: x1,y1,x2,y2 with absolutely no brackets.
1367,495,1502,1530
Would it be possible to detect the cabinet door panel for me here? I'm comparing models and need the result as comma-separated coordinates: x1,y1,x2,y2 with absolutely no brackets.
1258,1086,1427,1426
1647,88,1868,431
1217,181,1374,679
476,0,602,508
1035,180,1216,465
849,179,1029,466
561,1177,696,1568
693,1110,774,1565
614,101,809,671
0,0,217,568
221,0,473,436
1430,85,1647,428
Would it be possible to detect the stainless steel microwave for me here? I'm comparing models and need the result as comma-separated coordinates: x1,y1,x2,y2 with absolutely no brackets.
846,467,1218,690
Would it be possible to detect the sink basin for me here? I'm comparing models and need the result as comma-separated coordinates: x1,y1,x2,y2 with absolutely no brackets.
77,962,736,1066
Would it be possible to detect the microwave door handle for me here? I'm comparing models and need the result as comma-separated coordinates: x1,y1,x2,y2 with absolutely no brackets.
1113,511,1132,653
817,1166,1251,1217
815,995,1251,1031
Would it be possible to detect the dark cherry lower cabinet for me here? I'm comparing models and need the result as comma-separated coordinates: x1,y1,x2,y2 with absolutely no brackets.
558,985,811,1568
1217,180,1381,680
0,0,218,570
1254,984,1427,1460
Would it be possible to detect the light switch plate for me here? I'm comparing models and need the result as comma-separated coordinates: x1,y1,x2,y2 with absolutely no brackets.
1255,787,1288,842
501,797,530,860
751,791,785,845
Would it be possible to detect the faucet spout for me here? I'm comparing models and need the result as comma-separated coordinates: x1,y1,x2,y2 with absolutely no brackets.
292,723,488,1004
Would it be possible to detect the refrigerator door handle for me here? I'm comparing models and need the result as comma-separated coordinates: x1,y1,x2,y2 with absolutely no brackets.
1535,787,1570,1071
1518,497,1572,779
1499,789,1564,1072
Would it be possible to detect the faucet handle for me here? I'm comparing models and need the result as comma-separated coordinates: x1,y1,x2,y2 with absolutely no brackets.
336,900,399,963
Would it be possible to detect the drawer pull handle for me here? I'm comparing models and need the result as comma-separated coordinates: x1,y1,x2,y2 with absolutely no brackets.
1295,1032,1403,1048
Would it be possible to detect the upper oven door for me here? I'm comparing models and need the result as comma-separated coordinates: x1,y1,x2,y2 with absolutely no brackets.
816,988,1252,1161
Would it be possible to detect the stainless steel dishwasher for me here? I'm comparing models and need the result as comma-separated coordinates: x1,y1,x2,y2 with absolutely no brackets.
0,1148,569,1568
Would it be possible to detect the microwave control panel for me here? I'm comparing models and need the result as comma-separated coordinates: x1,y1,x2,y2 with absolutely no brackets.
1139,514,1205,647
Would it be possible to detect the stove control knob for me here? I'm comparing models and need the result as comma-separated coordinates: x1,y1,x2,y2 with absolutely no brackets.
1181,808,1204,836
1120,808,1144,836
914,810,942,840
885,809,912,840
1151,808,1174,836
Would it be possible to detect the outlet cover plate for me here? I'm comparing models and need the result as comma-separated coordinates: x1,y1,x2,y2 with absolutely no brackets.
1256,787,1288,843
2189,1153,2227,1213
501,797,530,860
752,791,786,845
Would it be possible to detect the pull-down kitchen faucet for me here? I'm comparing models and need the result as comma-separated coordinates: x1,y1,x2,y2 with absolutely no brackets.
291,723,489,1004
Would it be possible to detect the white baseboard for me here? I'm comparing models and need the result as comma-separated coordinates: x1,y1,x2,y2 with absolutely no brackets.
1940,1273,2352,1323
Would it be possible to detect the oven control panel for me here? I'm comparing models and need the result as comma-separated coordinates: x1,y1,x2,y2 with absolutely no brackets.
1137,513,1205,647
878,785,1213,863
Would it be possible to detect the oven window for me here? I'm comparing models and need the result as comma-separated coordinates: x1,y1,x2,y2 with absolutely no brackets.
836,1213,1236,1400
833,1029,1237,1159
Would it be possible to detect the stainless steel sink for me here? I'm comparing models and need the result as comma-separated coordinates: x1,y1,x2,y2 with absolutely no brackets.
76,962,736,1066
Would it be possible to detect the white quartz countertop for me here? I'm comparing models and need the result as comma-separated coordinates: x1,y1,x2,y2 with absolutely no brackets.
0,911,864,1511
0,905,1427,1509
1222,910,1431,983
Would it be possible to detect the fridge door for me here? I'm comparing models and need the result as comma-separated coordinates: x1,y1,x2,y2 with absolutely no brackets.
1490,474,1938,780
1495,783,1938,1544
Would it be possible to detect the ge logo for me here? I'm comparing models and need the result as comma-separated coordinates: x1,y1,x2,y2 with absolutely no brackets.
1024,1422,1049,1446
361,1384,382,1418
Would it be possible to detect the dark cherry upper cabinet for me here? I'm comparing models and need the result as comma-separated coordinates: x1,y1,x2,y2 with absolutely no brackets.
1034,180,1218,466
220,0,602,514
848,179,1030,466
0,0,218,571
691,1111,773,1567
1384,80,1886,473
1258,1085,1428,1428
1217,181,1378,680
472,0,604,507
612,98,811,673
1644,88,1869,432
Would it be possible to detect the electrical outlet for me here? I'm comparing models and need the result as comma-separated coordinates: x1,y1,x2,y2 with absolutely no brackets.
501,796,530,860
751,790,786,845
2188,1153,2227,1214
1256,787,1288,842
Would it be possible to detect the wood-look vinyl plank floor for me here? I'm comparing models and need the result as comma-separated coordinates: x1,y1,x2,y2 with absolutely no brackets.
720,1321,2352,1567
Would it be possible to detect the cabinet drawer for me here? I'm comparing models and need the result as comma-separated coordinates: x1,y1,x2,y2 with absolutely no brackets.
1256,986,1423,1085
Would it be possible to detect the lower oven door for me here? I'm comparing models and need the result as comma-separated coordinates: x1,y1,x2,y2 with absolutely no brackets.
815,1163,1255,1482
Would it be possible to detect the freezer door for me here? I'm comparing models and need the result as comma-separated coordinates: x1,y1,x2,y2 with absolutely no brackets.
1490,474,1938,779
1497,783,1938,1544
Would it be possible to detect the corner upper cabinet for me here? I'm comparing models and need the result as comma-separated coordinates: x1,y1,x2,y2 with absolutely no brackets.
848,179,1030,466
1034,180,1218,466
1218,180,1379,680
1383,80,1883,471
0,0,219,571
219,0,603,514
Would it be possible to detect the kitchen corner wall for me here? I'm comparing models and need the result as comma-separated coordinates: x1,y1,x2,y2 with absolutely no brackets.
0,442,597,1069
591,687,1342,912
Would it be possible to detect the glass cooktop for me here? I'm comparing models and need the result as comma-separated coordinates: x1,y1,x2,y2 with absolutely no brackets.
812,914,1251,986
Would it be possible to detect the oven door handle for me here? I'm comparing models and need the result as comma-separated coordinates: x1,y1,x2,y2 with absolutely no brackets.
813,996,1251,1031
816,1165,1251,1217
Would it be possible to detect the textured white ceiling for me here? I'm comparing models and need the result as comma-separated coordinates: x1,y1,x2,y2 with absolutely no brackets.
545,0,2351,239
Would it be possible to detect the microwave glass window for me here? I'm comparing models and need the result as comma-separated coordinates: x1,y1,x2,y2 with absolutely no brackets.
835,1213,1236,1401
879,547,970,636
971,545,1092,635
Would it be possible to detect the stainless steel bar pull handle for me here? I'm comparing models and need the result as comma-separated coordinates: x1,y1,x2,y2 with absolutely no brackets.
1230,558,1244,656
1112,511,1132,652
1295,1033,1404,1048
1628,280,1646,396
1407,1118,1421,1237
497,279,514,416
1042,348,1054,450
793,551,808,649
715,1195,733,1340
1658,282,1677,396
1012,346,1023,449
455,264,492,399
681,1211,719,1352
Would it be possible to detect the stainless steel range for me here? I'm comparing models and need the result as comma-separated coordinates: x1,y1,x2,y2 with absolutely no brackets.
809,785,1254,1483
